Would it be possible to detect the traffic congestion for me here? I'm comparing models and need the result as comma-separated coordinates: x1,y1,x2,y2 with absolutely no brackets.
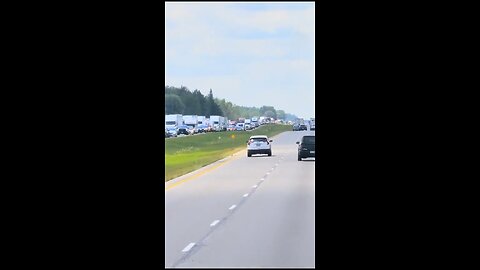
165,114,297,138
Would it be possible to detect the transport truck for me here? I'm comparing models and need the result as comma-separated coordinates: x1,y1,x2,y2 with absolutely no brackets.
182,115,198,133
209,115,223,132
197,116,206,125
165,114,183,129
259,116,267,124
251,117,259,127
244,118,252,130
204,118,211,132
219,116,226,131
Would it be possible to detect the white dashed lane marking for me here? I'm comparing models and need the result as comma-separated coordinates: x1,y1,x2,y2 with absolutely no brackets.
174,156,291,266
182,243,195,252
210,220,220,227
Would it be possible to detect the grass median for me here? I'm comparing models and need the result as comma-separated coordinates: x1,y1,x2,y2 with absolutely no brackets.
165,124,292,182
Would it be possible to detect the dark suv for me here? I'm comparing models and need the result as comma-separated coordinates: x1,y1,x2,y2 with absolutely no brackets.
293,124,307,131
296,135,315,161
177,125,190,136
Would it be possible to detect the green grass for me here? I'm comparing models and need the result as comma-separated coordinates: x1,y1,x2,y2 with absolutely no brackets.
165,124,292,182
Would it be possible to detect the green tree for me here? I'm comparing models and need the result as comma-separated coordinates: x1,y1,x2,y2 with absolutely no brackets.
259,106,276,118
193,90,206,115
165,94,185,114
264,110,275,118
165,85,298,121
182,94,199,115
205,89,213,117
206,89,222,117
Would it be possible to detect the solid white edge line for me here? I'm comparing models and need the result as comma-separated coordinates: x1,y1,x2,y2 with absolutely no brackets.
182,243,195,252
252,185,257,188
229,205,237,210
210,220,220,227
243,193,249,197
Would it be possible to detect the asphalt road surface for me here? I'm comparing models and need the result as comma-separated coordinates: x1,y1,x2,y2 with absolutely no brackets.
165,129,315,268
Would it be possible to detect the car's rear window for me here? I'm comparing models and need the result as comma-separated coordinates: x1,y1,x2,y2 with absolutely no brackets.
302,136,315,144
250,138,267,143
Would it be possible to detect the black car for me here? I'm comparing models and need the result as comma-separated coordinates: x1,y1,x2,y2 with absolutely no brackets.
296,135,315,161
177,125,190,135
293,124,308,131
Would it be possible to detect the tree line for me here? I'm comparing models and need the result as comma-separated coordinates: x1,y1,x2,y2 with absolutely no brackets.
165,85,297,121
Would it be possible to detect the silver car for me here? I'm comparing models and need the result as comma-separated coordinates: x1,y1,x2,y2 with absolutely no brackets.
166,127,177,137
247,135,272,157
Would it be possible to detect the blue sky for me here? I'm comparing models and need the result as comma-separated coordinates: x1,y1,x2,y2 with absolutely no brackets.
165,2,315,119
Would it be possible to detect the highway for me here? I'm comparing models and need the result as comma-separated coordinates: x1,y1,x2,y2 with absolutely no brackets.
165,129,315,268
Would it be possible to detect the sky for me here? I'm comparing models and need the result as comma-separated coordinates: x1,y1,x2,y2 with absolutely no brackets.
165,2,315,119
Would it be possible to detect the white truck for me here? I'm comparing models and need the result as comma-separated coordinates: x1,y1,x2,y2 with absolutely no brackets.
165,114,183,129
209,115,224,132
182,115,198,134
222,117,229,131
259,116,267,125
204,118,211,132
251,117,258,127
197,116,206,125
244,118,252,130
196,116,208,132
219,116,226,131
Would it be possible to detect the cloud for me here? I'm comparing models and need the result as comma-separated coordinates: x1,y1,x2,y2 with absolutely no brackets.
165,2,315,118
165,2,314,58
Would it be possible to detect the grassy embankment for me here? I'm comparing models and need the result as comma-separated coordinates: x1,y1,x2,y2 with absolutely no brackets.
165,124,292,182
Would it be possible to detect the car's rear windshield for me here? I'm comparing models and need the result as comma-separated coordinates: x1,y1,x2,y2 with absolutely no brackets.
250,138,267,142
302,136,315,144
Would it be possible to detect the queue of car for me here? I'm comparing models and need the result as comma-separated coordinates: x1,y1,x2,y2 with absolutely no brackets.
165,115,273,138
165,114,316,161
